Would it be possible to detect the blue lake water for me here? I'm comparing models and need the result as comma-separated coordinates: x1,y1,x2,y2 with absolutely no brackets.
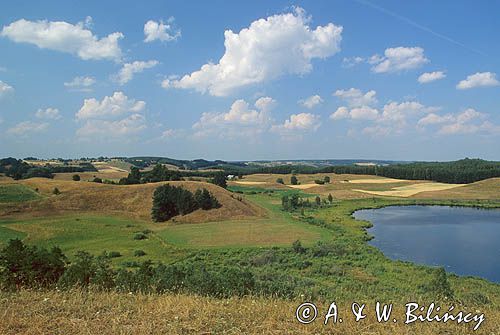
353,205,500,283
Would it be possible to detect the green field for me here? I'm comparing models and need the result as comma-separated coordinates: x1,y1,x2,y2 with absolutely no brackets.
0,184,41,203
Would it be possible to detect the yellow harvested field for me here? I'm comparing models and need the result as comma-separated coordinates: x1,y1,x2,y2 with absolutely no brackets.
354,182,466,197
347,178,411,184
287,183,319,189
232,181,267,185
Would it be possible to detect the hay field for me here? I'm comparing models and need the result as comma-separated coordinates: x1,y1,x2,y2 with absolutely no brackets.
1,290,497,335
230,173,500,199
353,182,466,197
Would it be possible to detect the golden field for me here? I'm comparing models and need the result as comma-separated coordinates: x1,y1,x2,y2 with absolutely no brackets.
0,290,498,335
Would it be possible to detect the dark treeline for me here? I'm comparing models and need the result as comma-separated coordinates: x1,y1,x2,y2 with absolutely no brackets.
0,158,97,180
319,158,500,184
119,164,228,188
220,158,500,184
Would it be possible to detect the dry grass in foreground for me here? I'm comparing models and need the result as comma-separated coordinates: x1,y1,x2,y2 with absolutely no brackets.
0,290,498,335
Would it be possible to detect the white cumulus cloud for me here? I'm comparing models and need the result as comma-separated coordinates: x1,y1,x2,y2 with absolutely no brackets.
7,121,49,136
114,60,159,85
144,19,181,43
418,71,446,84
64,76,96,91
193,97,275,138
77,114,146,138
456,72,499,90
333,88,377,107
36,107,61,120
271,112,321,135
1,18,123,61
417,108,499,135
163,7,343,96
0,80,14,97
76,91,146,120
371,47,429,73
298,95,323,109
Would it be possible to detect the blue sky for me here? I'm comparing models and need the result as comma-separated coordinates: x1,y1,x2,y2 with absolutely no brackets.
0,0,499,161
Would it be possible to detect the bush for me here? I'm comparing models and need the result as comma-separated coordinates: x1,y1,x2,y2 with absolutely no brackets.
107,251,122,258
72,174,81,181
92,177,103,183
133,233,148,240
427,267,454,299
0,239,66,289
324,176,330,183
53,187,60,195
292,240,306,254
134,250,146,257
276,178,284,184
58,251,96,288
314,179,325,185
290,175,298,185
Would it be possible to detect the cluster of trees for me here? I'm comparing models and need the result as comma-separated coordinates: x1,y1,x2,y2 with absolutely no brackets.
0,239,254,297
151,185,220,222
281,193,333,211
118,164,228,189
0,158,97,180
314,176,330,185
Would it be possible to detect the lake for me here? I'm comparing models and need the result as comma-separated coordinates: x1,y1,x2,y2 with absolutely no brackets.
353,205,500,282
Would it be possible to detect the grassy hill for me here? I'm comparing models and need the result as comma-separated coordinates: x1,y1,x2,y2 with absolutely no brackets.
0,178,264,223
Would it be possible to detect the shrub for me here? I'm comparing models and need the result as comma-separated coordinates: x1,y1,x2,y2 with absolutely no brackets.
52,187,60,195
72,174,81,181
107,251,122,258
133,233,148,240
324,176,330,183
314,179,325,185
276,178,284,184
92,177,103,183
290,175,298,185
427,267,454,299
134,250,146,257
58,251,96,288
0,239,66,289
292,240,306,254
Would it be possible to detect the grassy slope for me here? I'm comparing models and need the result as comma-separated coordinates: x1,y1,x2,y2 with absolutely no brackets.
1,290,498,335
0,184,41,203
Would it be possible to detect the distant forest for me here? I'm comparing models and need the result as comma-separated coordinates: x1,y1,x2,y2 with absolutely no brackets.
228,158,500,184
0,158,97,180
1,157,499,184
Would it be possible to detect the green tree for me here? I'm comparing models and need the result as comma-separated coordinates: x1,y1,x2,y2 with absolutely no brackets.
72,174,81,181
328,193,333,204
281,195,289,210
290,175,298,185
276,177,284,184
315,196,321,206
194,188,220,210
211,172,227,189
428,267,454,299
324,176,330,183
